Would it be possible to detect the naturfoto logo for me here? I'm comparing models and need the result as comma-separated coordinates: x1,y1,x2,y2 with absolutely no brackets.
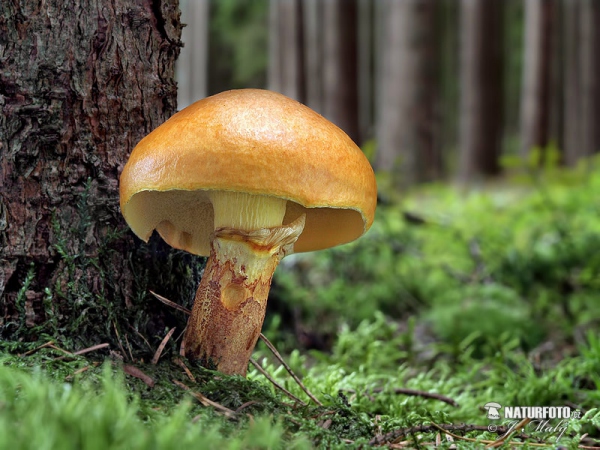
483,402,572,420
483,402,580,441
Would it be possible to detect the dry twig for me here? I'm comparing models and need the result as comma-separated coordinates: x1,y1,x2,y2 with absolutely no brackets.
152,327,176,365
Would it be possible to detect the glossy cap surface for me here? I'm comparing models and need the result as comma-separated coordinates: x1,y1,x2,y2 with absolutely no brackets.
119,89,377,256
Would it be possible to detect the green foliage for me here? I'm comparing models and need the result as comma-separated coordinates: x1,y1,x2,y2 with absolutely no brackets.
4,164,600,448
0,360,310,450
273,162,600,358
208,0,269,92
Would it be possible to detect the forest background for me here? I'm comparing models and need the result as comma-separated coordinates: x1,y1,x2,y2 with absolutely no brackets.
178,0,599,184
1,0,600,448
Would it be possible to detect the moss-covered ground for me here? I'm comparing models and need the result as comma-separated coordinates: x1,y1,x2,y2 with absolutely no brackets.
2,163,600,448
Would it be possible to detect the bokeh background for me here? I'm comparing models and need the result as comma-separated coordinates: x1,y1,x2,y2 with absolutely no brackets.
172,0,600,361
177,0,599,187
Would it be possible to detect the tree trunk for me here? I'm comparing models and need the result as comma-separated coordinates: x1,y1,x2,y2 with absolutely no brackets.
358,0,376,143
0,1,199,353
458,0,504,181
323,0,360,144
562,0,581,166
579,0,600,159
561,0,600,166
376,0,439,186
303,0,324,115
177,0,209,109
520,0,555,160
268,0,305,102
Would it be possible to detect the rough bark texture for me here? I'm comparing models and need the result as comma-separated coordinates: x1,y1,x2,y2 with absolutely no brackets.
376,0,439,186
458,0,504,182
0,1,198,351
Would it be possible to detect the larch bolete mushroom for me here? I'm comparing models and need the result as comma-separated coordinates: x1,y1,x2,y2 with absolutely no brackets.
119,89,377,376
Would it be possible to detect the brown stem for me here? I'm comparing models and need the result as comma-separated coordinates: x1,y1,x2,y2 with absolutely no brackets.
183,215,305,376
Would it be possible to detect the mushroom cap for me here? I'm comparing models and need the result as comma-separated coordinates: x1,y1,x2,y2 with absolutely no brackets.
119,89,377,256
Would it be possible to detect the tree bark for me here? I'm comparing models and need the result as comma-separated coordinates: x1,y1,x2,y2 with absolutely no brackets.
0,1,198,352
520,0,555,160
376,0,439,186
458,0,504,181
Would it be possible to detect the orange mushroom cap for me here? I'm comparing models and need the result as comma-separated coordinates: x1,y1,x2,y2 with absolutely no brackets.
119,89,377,256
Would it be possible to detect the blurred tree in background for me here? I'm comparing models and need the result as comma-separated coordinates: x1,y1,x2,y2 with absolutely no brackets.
458,0,504,181
177,0,600,186
376,0,441,186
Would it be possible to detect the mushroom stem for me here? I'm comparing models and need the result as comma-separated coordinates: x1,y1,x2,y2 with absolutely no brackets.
183,214,306,375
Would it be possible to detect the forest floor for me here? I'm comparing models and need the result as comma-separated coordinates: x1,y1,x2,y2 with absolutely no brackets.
1,164,600,449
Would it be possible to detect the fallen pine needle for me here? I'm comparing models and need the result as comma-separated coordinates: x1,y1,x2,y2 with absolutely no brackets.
152,327,176,365
249,358,306,406
428,421,555,448
259,333,323,406
123,334,134,361
73,343,110,356
485,418,531,448
20,341,55,356
49,344,75,357
64,362,102,381
53,343,109,361
127,323,153,352
235,401,259,413
113,321,129,361
370,423,533,447
65,365,90,381
345,386,458,407
150,290,191,315
123,364,155,388
173,379,236,418
173,357,196,382
149,291,321,407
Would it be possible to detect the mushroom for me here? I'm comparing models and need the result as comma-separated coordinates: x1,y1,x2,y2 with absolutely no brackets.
119,89,377,376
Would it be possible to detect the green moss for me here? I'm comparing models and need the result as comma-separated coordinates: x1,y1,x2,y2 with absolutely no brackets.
4,165,600,447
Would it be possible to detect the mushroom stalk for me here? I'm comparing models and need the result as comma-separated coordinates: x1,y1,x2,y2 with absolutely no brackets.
183,214,305,375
